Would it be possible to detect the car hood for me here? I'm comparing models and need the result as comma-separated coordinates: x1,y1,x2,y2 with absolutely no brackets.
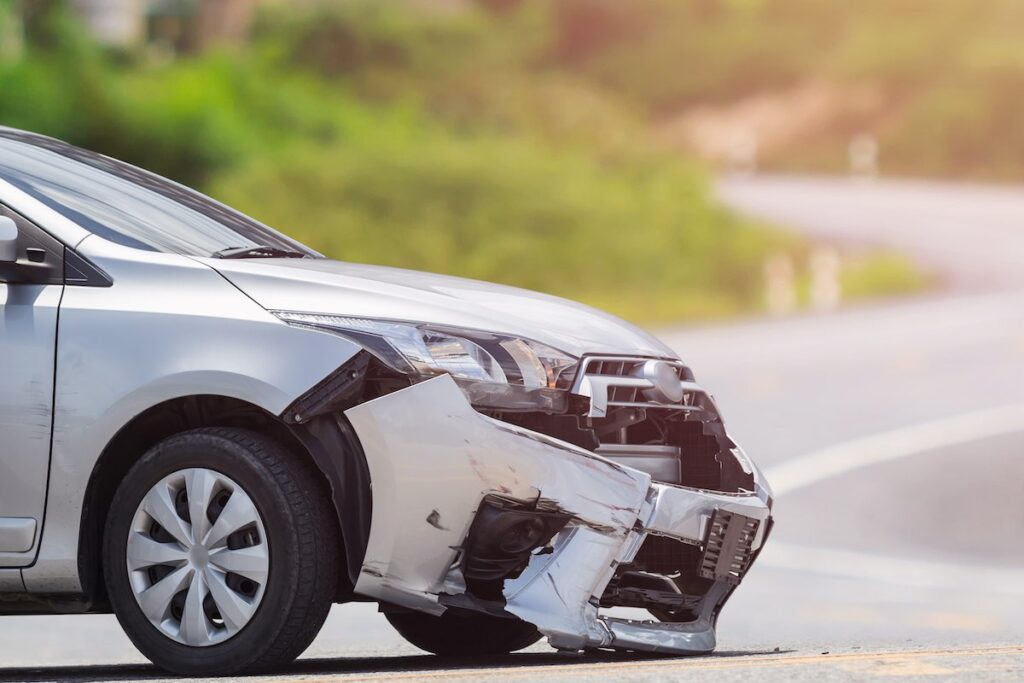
205,258,677,359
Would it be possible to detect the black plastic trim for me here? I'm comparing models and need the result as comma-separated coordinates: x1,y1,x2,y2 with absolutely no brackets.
64,248,113,287
282,353,370,425
0,203,64,285
287,413,373,595
461,496,570,601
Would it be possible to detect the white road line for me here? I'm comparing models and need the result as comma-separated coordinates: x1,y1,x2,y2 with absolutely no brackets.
758,404,1024,591
759,542,1024,596
763,402,1024,496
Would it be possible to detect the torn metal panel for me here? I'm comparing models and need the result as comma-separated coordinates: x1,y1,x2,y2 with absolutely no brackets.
601,580,732,654
501,524,638,651
644,482,771,550
345,373,773,655
344,374,650,615
603,619,715,653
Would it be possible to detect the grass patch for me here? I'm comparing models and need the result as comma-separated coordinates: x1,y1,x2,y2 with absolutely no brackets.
840,252,931,302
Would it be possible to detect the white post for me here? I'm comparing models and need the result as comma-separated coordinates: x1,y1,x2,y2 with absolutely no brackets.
764,253,796,316
728,129,759,176
848,133,879,179
810,247,841,312
70,0,145,47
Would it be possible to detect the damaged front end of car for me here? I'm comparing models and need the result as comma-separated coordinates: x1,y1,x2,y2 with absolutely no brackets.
277,315,773,655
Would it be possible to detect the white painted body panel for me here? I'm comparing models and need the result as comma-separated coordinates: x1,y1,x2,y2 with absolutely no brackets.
346,375,650,611
206,258,676,359
0,569,24,592
346,376,771,655
0,519,37,554
0,283,60,563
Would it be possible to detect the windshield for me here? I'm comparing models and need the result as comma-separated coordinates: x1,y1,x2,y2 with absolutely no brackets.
0,130,319,258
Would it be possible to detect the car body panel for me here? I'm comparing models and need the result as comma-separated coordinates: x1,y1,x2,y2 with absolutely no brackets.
345,374,651,613
20,237,362,591
204,257,677,359
345,375,771,654
0,282,61,564
0,569,25,592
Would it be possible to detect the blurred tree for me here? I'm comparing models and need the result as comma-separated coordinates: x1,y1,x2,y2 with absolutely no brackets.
70,0,144,47
0,1,25,60
20,0,62,47
475,0,523,14
550,0,646,64
0,0,929,321
194,0,257,51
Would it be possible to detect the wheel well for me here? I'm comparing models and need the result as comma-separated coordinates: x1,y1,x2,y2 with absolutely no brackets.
79,395,338,609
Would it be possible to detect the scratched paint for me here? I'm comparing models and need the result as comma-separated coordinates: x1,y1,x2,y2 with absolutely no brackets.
345,375,772,655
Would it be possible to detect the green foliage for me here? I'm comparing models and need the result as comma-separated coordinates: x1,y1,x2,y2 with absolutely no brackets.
0,18,233,186
211,130,789,321
527,0,1024,179
840,252,929,302
0,0,926,323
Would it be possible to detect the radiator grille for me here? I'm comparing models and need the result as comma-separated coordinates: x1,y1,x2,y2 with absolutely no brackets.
570,356,705,418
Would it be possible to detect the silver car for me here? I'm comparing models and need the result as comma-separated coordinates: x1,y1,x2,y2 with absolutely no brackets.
0,127,773,676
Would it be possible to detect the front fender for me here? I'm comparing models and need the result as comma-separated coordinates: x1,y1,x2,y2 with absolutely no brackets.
24,249,360,592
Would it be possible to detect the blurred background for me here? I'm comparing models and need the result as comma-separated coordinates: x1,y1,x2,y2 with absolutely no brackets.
1,0,1022,678
0,0,939,323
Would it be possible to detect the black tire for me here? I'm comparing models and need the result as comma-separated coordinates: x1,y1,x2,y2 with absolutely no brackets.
385,610,542,656
103,427,339,676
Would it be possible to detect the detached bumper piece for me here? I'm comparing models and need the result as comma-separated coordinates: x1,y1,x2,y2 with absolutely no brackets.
345,375,773,656
699,511,761,586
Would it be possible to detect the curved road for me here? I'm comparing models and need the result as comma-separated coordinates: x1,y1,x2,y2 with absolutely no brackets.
1,175,1021,681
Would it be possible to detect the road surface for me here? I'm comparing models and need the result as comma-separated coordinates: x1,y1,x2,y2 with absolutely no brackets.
1,175,1021,681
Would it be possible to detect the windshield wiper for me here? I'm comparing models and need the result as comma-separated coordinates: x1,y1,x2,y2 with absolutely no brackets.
212,245,309,259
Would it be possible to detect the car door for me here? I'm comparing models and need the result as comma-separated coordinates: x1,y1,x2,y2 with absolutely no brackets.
0,203,64,565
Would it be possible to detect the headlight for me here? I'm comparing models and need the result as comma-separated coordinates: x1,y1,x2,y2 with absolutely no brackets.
273,312,578,411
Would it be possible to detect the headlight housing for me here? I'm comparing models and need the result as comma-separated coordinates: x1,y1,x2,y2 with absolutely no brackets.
273,312,578,411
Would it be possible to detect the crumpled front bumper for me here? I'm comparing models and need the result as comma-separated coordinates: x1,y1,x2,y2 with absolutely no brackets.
345,374,773,654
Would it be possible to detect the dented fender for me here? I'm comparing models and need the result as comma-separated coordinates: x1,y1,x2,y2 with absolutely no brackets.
345,375,650,612
344,374,772,654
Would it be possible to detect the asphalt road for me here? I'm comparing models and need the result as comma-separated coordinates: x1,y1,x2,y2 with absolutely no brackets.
2,175,1022,681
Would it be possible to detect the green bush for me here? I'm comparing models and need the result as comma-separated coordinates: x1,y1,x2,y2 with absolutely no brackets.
0,17,233,186
0,0,928,324
209,123,790,322
840,252,929,301
526,0,1024,179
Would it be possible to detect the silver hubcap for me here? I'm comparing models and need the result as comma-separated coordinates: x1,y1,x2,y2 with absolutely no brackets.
126,468,270,646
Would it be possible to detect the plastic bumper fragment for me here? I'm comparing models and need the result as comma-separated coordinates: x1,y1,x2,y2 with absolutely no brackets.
345,375,772,654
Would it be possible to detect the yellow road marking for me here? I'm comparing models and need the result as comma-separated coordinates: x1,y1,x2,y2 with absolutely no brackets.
839,657,954,677
909,611,1002,633
278,645,1024,682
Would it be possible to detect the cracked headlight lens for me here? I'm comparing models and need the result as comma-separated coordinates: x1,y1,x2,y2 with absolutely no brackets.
273,312,578,411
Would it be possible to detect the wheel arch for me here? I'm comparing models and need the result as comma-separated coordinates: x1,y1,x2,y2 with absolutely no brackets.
79,394,367,609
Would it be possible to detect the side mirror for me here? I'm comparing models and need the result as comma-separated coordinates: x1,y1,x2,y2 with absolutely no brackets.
0,216,17,263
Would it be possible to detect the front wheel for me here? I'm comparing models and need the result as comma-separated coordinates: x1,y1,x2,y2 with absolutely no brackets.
103,428,339,676
386,610,542,656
